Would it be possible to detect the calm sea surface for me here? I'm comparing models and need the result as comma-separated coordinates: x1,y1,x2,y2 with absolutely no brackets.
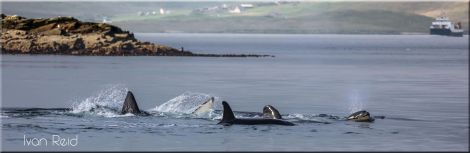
1,34,468,151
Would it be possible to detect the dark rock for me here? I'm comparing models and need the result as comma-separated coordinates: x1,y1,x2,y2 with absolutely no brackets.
1,14,273,57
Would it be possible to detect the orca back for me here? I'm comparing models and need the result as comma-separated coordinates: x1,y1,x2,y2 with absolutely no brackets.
219,101,295,126
233,118,295,126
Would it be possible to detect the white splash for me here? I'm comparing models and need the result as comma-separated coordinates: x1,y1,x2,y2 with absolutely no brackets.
284,113,332,123
70,84,129,117
348,89,365,113
153,91,217,115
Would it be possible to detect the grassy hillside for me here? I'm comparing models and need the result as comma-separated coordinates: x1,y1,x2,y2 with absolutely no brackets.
2,1,468,34
114,10,434,34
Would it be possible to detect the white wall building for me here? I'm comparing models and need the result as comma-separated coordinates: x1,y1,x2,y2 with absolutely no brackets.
240,4,254,8
102,17,112,23
229,6,241,14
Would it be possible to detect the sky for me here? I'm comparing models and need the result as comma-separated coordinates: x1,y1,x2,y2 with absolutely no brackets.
1,0,468,2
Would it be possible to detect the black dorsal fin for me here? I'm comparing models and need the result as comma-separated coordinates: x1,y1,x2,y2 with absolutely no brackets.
218,101,236,125
121,91,141,114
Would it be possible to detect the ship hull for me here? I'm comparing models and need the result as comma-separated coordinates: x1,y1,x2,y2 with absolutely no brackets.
430,29,463,37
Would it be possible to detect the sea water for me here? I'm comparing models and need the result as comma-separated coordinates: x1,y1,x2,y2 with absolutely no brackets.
1,34,468,151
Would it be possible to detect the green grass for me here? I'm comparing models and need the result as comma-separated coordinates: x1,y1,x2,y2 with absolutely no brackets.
96,2,470,34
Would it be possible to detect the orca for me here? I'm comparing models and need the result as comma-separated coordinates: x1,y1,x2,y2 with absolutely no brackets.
189,97,290,119
120,91,376,123
262,105,282,119
121,91,142,114
121,91,215,116
347,110,375,122
218,101,295,126
192,97,214,116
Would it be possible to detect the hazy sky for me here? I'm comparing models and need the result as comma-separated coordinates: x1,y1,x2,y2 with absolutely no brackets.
1,0,468,2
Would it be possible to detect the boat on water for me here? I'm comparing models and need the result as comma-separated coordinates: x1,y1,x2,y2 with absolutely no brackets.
429,16,464,37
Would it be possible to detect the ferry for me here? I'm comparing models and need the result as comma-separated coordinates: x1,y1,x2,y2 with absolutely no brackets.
429,16,464,37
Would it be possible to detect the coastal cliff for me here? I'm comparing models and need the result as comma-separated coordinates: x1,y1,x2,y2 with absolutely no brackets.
1,14,271,57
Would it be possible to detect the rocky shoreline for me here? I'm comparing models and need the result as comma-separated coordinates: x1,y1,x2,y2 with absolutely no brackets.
1,14,273,57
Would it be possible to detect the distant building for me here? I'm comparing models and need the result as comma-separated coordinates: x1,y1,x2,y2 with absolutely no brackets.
229,6,241,14
240,4,254,8
137,11,144,16
222,4,228,9
208,6,219,11
160,8,165,15
274,1,294,5
102,17,112,23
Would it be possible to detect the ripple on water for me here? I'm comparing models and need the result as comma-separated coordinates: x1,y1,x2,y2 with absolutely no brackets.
344,131,361,134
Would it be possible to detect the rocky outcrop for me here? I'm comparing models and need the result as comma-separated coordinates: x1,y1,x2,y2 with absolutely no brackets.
1,14,272,57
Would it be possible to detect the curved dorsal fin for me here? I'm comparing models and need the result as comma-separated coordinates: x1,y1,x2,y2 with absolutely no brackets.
218,101,236,125
121,91,141,114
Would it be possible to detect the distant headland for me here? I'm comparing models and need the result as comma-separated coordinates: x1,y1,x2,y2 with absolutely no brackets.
0,14,273,57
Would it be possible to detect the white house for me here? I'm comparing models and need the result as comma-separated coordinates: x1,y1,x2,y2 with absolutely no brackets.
229,6,241,14
240,4,254,8
102,17,112,23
